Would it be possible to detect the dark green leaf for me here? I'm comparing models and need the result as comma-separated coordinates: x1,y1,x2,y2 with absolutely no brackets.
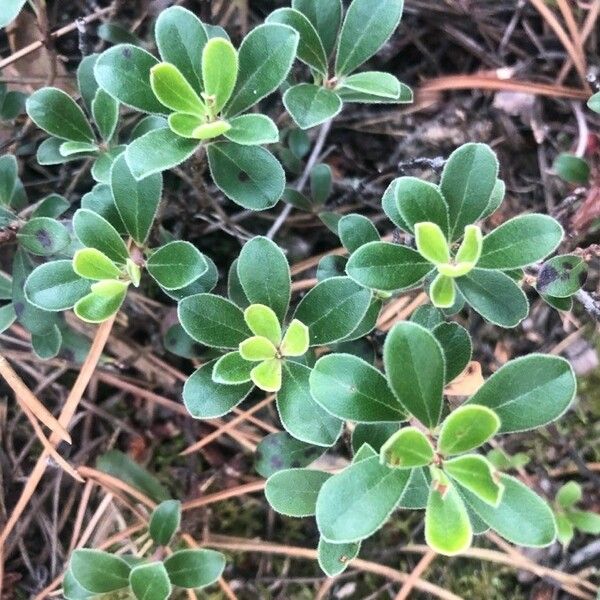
73,208,129,263
92,88,119,142
147,241,207,290
537,254,587,298
70,549,130,593
149,500,181,546
17,217,70,256
396,176,449,235
283,84,342,130
351,423,399,453
129,562,171,600
317,538,360,577
432,322,472,383
266,468,331,516
163,549,225,589
338,214,379,253
292,0,342,57
553,153,590,184
255,432,324,478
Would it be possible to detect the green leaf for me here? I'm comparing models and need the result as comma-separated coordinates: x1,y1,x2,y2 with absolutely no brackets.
207,142,284,210
292,0,342,57
466,354,576,433
478,214,563,269
430,274,456,308
444,454,503,507
131,115,169,140
556,481,582,509
480,178,505,220
129,562,171,600
24,260,91,311
240,336,277,361
440,143,499,241
0,154,18,205
77,54,99,112
224,24,299,117
383,322,445,428
212,351,253,384
346,241,432,292
398,467,430,509
438,405,500,456
73,248,121,280
26,88,95,143
587,91,600,113
380,427,434,469
178,293,251,349
396,177,449,235
0,303,17,335
147,241,207,290
352,424,400,454
110,154,162,245
244,304,281,345
338,214,379,253
310,353,405,422
237,236,290,321
278,360,343,446
31,324,62,359
155,6,207,93
266,468,331,517
310,163,332,205
163,549,225,589
459,473,556,547
184,360,253,418
70,550,130,593
202,38,238,115
92,88,119,142
537,254,587,298
150,63,206,116
0,0,27,28
425,484,473,555
280,320,309,356
255,431,325,478
92,145,125,184
74,281,127,323
410,305,444,329
317,538,360,577
149,500,181,546
167,112,204,138
224,114,279,145
94,45,163,113
125,127,200,179
0,90,26,120
568,510,600,534
556,513,574,546
81,183,126,234
267,8,328,75
455,268,528,328
339,71,402,99
283,84,342,130
30,194,69,219
432,322,472,383
294,276,372,346
553,153,590,184
59,141,99,156
335,0,404,76
97,22,141,46
337,82,412,104
73,208,129,264
316,455,410,542
17,217,69,256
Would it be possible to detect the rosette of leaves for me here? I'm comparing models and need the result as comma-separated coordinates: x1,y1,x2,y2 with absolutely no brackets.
266,0,412,129
22,159,211,324
64,500,226,600
178,235,375,447
552,481,600,547
345,143,565,327
92,7,300,210
264,321,576,572
0,82,26,121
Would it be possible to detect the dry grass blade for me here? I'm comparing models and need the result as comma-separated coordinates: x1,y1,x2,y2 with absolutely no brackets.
183,481,266,511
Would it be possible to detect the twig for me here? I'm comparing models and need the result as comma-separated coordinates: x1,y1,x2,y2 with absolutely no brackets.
394,549,437,600
576,289,600,322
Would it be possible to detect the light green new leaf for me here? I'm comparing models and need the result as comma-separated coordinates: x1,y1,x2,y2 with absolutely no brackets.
456,268,528,328
73,208,129,264
94,45,164,113
440,143,499,241
430,274,455,308
26,88,95,143
438,405,500,456
316,455,410,542
191,120,231,140
340,71,401,99
317,538,360,577
70,549,130,593
569,510,600,534
444,455,503,507
202,38,238,114
240,336,277,361
92,88,119,142
478,214,563,269
184,360,253,418
459,474,556,547
167,112,203,138
415,222,450,265
150,63,206,116
283,84,342,130
207,142,285,210
110,154,162,245
383,322,445,428
294,276,371,346
455,224,482,266
537,254,587,298
224,24,299,117
335,0,404,77
338,214,380,253
179,293,251,349
432,322,472,383
147,241,207,290
73,248,121,281
237,236,291,321
244,304,281,345
251,358,282,392
129,562,171,600
466,354,576,433
212,351,253,385
25,261,91,311
310,353,405,422
425,484,473,555
556,481,582,509
149,500,181,546
267,8,328,75
292,0,342,57
266,469,331,517
224,114,279,145
17,217,70,256
380,427,434,469
346,241,433,291
155,6,207,92
74,281,128,323
395,177,449,235
280,320,309,356
163,549,225,589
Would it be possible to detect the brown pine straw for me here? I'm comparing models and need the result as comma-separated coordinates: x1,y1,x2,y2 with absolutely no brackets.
394,549,438,600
